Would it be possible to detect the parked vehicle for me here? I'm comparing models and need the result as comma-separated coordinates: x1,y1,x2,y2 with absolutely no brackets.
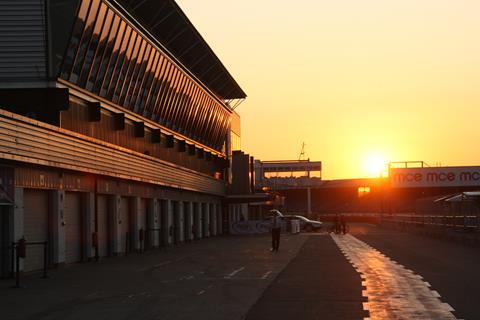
283,215,323,232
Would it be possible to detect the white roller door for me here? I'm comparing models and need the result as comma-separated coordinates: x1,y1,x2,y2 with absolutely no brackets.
120,197,130,253
97,195,109,257
64,192,82,263
23,189,49,272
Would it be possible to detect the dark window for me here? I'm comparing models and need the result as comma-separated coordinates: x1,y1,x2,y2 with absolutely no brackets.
115,35,142,105
154,61,174,122
78,4,109,86
86,9,117,91
69,0,101,83
60,0,92,79
112,29,138,102
126,43,152,110
105,24,131,98
149,57,169,118
144,55,165,117
94,14,121,94
135,51,159,114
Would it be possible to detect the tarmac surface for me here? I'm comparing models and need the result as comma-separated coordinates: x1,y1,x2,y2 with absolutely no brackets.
2,224,480,320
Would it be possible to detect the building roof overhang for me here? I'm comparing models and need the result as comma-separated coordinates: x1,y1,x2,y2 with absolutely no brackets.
114,0,246,100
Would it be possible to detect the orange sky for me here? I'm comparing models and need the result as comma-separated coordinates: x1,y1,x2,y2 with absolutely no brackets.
176,0,480,179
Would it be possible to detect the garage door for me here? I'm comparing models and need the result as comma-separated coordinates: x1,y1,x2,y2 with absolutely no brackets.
64,192,82,263
120,197,130,253
23,189,49,272
97,195,109,257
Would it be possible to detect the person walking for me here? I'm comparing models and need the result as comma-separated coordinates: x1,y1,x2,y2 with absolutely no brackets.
271,212,282,252
340,214,347,234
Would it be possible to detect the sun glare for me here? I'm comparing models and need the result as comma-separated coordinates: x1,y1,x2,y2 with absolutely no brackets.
365,155,387,178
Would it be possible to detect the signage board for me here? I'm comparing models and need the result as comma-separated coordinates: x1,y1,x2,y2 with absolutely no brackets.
390,166,480,188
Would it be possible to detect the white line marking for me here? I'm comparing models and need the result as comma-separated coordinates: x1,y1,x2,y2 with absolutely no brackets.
154,260,172,268
332,234,457,320
261,271,273,279
138,260,172,272
224,266,245,279
197,290,205,295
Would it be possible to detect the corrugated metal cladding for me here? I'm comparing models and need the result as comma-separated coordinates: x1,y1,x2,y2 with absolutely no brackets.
0,0,47,82
59,0,231,151
1,111,226,195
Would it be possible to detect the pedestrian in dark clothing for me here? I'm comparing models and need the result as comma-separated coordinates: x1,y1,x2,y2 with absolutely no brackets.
340,214,347,234
334,214,341,234
271,213,281,252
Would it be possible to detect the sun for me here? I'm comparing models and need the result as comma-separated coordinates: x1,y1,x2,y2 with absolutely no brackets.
365,154,388,178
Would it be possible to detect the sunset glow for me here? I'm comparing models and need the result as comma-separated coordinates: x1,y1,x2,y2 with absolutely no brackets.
365,154,388,178
177,0,480,179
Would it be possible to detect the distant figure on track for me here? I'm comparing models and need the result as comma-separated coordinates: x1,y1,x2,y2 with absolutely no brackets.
334,214,341,234
340,214,347,234
271,212,282,252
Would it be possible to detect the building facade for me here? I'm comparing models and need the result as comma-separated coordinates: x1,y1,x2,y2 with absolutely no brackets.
0,0,246,276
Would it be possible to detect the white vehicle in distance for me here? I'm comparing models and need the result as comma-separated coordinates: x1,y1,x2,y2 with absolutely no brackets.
283,215,323,232
269,209,284,217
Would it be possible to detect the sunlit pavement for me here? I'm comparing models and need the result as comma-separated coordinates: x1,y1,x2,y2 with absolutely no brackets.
352,224,480,320
332,233,455,319
2,225,480,320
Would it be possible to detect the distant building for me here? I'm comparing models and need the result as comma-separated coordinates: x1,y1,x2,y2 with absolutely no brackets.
0,0,247,277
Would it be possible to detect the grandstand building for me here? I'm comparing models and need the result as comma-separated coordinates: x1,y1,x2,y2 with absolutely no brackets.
0,0,246,276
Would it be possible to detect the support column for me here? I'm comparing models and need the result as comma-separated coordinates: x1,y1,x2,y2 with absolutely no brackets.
51,190,66,265
13,187,24,271
204,203,210,237
185,202,193,241
110,195,122,255
211,204,217,236
195,202,202,239
178,201,184,243
148,198,160,248
162,200,173,245
132,197,141,251
84,192,95,260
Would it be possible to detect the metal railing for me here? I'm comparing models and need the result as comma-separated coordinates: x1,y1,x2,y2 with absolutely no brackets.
11,240,48,288
381,214,480,231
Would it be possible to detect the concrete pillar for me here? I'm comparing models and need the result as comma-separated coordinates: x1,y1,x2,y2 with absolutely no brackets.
203,203,210,237
211,204,217,236
148,198,161,248
162,199,173,245
307,187,312,215
84,192,95,260
194,202,202,239
184,202,193,241
217,204,223,235
177,201,184,243
51,190,66,264
132,197,141,251
13,187,24,271
110,195,122,255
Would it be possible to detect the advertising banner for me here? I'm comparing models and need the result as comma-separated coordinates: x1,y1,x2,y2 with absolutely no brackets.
390,166,480,188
